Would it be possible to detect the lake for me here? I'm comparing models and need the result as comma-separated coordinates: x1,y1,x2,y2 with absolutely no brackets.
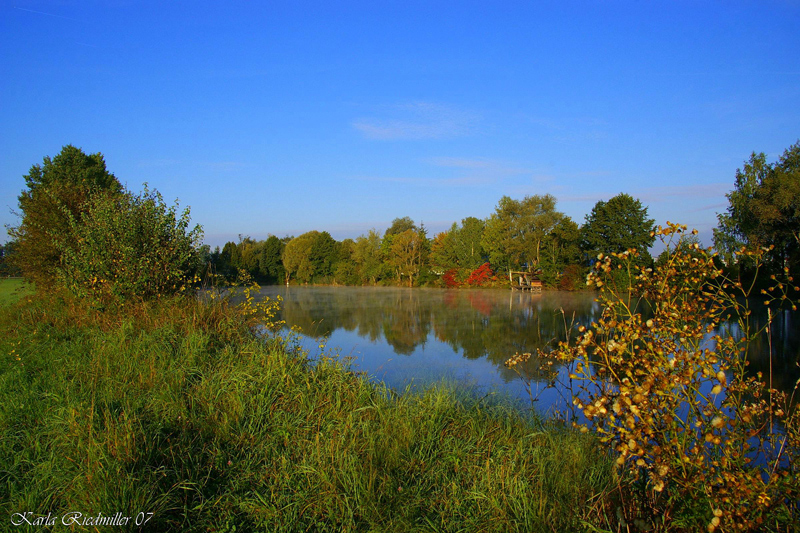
256,286,800,415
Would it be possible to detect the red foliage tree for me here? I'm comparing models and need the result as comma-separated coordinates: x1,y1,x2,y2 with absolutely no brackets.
466,263,493,286
442,268,461,288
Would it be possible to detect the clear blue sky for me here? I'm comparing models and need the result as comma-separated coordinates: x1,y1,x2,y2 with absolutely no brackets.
2,0,799,249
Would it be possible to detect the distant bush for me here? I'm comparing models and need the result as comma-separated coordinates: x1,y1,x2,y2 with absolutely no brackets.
558,264,585,291
57,186,202,302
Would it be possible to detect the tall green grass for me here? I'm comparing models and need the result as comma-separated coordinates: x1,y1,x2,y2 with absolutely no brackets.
0,291,613,532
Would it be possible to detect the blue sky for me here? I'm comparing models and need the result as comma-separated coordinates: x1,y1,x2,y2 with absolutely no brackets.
2,0,799,249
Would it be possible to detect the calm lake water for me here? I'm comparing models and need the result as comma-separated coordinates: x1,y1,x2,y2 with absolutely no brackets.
256,286,800,415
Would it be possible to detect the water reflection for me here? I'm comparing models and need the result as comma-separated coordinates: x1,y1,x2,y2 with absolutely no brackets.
257,286,799,411
257,287,598,411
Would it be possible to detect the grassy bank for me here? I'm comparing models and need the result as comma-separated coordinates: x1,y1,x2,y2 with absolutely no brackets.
0,291,613,532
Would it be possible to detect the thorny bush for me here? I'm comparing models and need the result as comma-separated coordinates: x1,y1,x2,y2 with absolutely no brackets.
518,223,799,532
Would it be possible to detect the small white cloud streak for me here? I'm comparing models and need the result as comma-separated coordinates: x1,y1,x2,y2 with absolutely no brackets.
352,102,480,140
353,175,493,187
425,156,530,176
137,159,246,171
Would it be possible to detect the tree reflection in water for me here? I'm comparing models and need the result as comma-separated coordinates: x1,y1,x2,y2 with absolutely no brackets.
257,286,799,412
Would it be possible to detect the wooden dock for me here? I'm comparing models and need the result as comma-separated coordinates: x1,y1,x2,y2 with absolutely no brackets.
509,271,543,292
511,282,542,292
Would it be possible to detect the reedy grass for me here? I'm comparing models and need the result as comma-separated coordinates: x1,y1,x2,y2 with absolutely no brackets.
1,291,613,532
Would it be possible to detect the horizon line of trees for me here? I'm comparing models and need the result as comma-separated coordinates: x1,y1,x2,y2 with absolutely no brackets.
211,139,800,289
4,140,798,291
209,192,657,289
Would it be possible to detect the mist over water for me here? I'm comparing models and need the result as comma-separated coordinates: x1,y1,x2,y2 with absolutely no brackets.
257,286,800,414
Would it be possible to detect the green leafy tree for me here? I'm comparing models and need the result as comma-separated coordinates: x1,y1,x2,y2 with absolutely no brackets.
715,141,800,272
384,216,418,237
8,145,122,287
218,241,238,278
581,193,655,264
282,231,321,284
236,236,261,276
540,216,582,286
353,230,383,285
430,228,458,274
382,217,419,281
258,235,286,284
454,217,486,271
713,152,772,265
57,186,202,302
430,218,486,283
387,228,428,287
333,238,359,285
753,153,800,270
482,195,569,275
308,231,338,283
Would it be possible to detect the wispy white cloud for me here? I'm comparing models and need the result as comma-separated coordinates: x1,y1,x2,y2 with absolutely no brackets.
352,102,480,140
355,155,536,188
425,157,494,169
424,156,529,175
137,159,246,171
524,115,609,143
354,175,492,187
528,116,608,130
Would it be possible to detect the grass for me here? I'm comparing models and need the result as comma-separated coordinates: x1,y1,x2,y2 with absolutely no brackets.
0,278,33,307
0,290,614,532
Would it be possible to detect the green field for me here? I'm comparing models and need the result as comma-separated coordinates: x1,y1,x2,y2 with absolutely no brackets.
0,278,33,307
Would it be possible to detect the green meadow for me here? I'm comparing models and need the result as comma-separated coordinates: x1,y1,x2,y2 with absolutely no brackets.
0,278,32,307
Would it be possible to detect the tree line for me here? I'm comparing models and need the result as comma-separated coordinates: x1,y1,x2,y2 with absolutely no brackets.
4,140,799,294
210,193,656,289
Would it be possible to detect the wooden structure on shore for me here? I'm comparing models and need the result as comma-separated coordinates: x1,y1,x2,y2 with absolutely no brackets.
509,271,543,292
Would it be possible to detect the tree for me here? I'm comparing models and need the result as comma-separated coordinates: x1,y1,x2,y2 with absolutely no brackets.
353,230,383,285
333,238,359,285
283,231,321,284
540,215,582,286
8,145,122,286
387,228,427,287
580,193,655,264
218,241,238,278
430,228,458,274
236,236,261,276
308,231,338,283
715,141,800,272
482,194,569,274
454,217,486,271
713,152,772,265
258,235,286,284
430,218,486,284
384,216,418,237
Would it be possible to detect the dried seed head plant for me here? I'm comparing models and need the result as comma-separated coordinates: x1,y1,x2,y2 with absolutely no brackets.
523,223,799,532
